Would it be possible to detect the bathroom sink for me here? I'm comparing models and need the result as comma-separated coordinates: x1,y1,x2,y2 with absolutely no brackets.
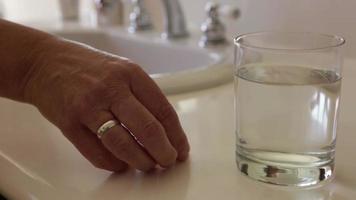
51,26,232,94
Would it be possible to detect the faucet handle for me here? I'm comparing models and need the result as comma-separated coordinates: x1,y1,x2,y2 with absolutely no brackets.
199,2,227,47
94,0,124,26
128,0,153,33
206,2,219,20
219,4,240,20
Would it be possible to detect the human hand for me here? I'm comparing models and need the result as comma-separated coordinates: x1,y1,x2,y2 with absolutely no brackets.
24,37,190,172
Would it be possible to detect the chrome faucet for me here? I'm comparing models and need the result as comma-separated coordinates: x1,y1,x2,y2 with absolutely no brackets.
199,2,227,47
128,0,188,39
94,0,124,26
128,0,153,33
91,0,188,39
161,0,189,39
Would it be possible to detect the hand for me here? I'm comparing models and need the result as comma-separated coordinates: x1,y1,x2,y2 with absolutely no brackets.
24,37,190,172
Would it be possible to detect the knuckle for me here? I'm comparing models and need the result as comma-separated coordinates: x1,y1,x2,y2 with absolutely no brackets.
139,120,164,141
69,96,96,123
102,70,126,84
139,120,178,167
88,78,122,100
127,61,142,71
101,58,135,82
69,86,105,114
156,105,178,122
123,62,144,76
105,134,131,156
69,94,89,113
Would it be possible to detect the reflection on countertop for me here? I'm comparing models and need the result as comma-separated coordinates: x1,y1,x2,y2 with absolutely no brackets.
1,60,356,199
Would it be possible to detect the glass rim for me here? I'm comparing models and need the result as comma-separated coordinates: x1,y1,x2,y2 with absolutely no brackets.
234,31,346,52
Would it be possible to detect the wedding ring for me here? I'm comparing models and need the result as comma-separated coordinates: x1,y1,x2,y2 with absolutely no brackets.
97,120,119,139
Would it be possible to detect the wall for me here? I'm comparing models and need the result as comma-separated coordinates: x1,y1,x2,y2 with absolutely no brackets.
2,0,356,56
2,0,59,22
180,0,356,57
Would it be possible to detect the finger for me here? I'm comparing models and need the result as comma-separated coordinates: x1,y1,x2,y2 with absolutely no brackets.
101,125,156,172
111,94,178,167
127,65,190,161
62,125,127,172
82,110,155,171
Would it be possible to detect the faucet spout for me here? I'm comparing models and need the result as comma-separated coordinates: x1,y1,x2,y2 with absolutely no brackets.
161,0,189,39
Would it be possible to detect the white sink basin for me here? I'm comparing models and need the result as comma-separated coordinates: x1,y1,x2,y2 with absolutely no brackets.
52,26,232,94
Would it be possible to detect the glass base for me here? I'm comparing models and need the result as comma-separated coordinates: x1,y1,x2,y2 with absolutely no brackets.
236,151,334,187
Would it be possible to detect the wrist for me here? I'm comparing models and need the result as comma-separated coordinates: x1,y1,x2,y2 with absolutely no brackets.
22,35,59,105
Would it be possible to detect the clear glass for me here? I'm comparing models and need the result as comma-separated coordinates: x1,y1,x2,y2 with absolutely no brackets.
234,32,345,187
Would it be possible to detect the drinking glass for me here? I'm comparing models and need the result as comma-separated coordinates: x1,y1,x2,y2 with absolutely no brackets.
234,32,345,187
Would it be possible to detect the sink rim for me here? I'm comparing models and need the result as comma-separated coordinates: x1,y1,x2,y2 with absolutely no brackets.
50,25,233,94
52,27,228,77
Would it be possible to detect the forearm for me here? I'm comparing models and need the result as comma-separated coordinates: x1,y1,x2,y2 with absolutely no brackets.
0,19,54,102
0,19,190,171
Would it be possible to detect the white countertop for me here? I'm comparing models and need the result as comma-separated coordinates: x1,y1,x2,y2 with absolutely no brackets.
1,59,356,199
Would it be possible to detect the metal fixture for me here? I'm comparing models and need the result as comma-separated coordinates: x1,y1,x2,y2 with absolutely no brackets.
59,0,80,21
199,2,227,47
94,0,123,26
219,4,240,20
128,0,153,33
126,0,188,39
161,0,189,39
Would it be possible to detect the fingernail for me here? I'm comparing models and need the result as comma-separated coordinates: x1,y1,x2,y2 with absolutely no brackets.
177,149,190,161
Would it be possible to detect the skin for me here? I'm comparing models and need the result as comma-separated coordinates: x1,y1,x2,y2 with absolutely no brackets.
0,19,190,172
